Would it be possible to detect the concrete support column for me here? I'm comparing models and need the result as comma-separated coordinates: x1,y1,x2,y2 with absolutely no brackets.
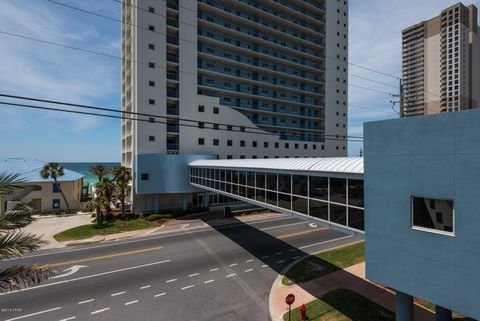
203,192,209,208
182,194,188,211
435,306,452,321
396,291,413,321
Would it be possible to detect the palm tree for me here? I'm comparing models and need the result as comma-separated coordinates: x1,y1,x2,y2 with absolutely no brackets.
111,166,131,220
89,164,109,182
95,177,115,216
86,196,108,228
39,162,69,210
0,173,56,293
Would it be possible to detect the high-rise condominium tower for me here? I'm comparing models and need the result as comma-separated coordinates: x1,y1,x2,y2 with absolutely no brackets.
402,3,479,117
121,0,349,212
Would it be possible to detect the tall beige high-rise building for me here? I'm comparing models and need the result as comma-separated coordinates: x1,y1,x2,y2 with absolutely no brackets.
401,3,479,117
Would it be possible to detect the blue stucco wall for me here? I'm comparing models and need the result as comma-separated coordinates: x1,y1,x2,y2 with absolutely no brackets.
364,109,480,319
135,154,217,194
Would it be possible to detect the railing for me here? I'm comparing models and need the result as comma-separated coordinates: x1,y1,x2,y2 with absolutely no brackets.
167,36,179,45
167,18,179,28
166,0,178,10
167,91,179,98
167,108,179,115
167,124,180,133
167,73,179,80
167,54,179,63
167,143,179,150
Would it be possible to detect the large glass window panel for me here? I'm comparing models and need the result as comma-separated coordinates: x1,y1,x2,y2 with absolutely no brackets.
256,172,265,189
231,184,238,195
232,171,238,185
309,200,328,220
239,171,247,185
292,196,308,215
239,185,246,197
214,180,219,190
267,173,277,191
207,169,211,179
266,191,277,206
214,169,219,180
412,197,454,233
220,170,225,182
292,175,308,196
247,172,255,187
330,204,347,225
220,182,225,191
278,174,291,194
348,179,364,207
226,170,232,183
348,208,364,231
226,183,231,193
309,176,328,200
256,189,266,203
330,178,347,204
247,188,255,199
278,193,291,210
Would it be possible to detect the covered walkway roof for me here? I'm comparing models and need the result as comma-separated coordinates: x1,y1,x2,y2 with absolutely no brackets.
189,157,364,175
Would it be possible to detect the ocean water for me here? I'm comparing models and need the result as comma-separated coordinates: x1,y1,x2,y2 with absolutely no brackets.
61,162,120,187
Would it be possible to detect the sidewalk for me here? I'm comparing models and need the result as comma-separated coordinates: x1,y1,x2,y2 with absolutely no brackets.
269,261,435,321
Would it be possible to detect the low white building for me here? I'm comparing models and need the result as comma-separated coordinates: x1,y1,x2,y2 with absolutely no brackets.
0,158,84,214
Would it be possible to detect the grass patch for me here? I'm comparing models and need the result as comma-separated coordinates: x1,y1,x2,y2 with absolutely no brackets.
54,219,153,242
283,289,394,321
283,242,364,286
145,213,174,221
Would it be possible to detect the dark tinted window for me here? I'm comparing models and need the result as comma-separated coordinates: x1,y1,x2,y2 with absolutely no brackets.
348,179,364,207
330,178,347,204
226,170,232,183
278,193,291,210
309,176,328,200
292,196,308,215
256,189,266,202
267,173,277,191
278,174,291,193
330,204,347,225
239,171,247,185
247,188,255,199
310,200,328,220
256,172,265,189
247,172,255,187
348,208,364,231
412,197,454,233
232,171,238,185
266,191,277,206
292,175,308,196
238,185,246,197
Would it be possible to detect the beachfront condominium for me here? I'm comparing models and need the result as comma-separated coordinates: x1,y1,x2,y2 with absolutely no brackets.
401,2,479,117
121,0,349,212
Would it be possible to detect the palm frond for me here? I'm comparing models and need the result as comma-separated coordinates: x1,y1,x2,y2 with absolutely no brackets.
0,172,25,195
0,232,46,261
0,265,56,293
0,204,34,230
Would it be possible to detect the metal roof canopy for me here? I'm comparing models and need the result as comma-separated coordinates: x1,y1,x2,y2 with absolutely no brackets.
0,158,84,183
189,157,364,175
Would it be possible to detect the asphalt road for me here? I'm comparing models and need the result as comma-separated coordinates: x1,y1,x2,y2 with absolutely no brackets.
0,214,363,321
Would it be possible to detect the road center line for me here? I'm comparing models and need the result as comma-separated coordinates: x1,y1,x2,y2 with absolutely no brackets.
125,300,139,305
298,235,354,249
91,307,110,315
244,269,253,273
140,285,151,289
181,285,195,290
0,259,171,296
78,299,94,305
188,273,199,277
5,307,62,321
203,279,215,284
259,221,305,231
59,317,76,321
276,227,327,239
38,246,164,269
154,292,166,297
166,278,177,283
111,291,126,297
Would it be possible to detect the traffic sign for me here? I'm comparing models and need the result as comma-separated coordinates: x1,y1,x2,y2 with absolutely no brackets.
285,293,295,305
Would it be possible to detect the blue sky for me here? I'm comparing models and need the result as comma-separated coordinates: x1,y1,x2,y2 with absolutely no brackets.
0,0,474,161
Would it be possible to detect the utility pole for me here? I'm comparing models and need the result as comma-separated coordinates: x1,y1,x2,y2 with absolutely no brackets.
399,79,404,118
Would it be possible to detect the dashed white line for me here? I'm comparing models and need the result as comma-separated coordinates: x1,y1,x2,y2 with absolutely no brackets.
5,307,62,321
166,278,178,283
261,264,268,268
59,317,76,321
276,260,286,264
292,256,301,260
203,279,215,284
229,263,238,267
181,285,195,290
91,307,110,315
140,285,151,290
78,299,94,305
226,273,236,277
154,292,167,297
111,291,126,297
125,300,139,305
245,259,254,263
244,268,254,273
276,252,284,255
209,268,219,272
189,273,199,277
261,255,269,259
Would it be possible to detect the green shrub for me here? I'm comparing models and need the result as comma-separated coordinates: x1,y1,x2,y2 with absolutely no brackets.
146,213,173,221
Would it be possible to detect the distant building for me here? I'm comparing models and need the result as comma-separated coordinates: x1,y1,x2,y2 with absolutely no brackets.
0,158,84,214
401,2,479,117
121,0,349,212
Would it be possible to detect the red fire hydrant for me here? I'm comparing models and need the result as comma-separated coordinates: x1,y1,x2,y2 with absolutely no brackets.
300,304,308,320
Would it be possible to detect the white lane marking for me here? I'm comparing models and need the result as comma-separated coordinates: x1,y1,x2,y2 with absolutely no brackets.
261,255,269,259
125,300,139,305
228,263,238,267
181,285,195,290
244,268,253,273
203,279,215,284
91,307,110,315
209,268,219,272
298,235,354,250
189,273,199,277
276,260,285,264
245,259,254,263
52,265,88,279
292,256,301,260
166,278,178,283
5,307,62,321
261,264,268,268
259,221,305,231
181,224,190,229
78,299,94,305
140,285,151,289
154,292,167,297
226,273,236,277
111,291,126,297
276,252,283,255
0,260,171,296
59,317,76,321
